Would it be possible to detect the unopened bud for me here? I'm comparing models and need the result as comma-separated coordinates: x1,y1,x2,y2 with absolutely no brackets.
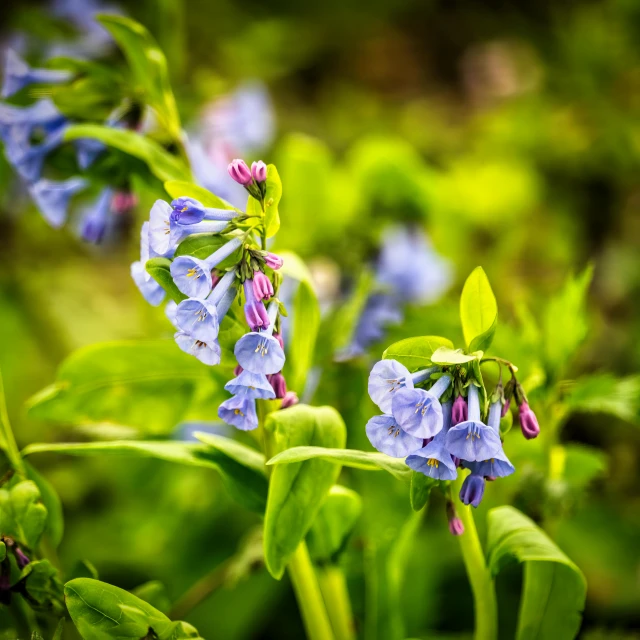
251,160,267,183
228,159,252,185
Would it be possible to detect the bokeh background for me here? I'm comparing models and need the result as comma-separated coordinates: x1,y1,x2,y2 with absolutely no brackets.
1,0,639,638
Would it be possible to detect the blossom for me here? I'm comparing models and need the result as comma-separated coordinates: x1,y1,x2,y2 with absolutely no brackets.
368,359,438,414
252,271,274,301
2,50,71,98
446,501,465,536
228,159,252,185
468,400,515,478
28,177,86,227
445,384,502,462
131,262,165,306
5,123,66,183
79,188,112,244
74,138,106,169
218,394,258,431
251,160,267,183
281,391,299,409
243,279,270,330
174,331,221,366
452,394,468,425
0,99,65,143
224,370,275,400
263,252,283,270
165,300,179,328
366,414,423,458
234,302,286,374
170,237,243,298
459,473,486,508
170,197,238,225
519,402,540,440
269,372,287,398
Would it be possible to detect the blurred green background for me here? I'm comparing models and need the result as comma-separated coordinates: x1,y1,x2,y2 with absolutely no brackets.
0,0,639,638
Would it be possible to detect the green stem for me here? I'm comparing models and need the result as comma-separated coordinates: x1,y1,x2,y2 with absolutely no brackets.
453,474,498,640
288,542,336,640
0,371,25,476
317,565,356,640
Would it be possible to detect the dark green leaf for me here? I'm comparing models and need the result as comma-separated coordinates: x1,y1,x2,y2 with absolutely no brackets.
561,444,607,490
15,560,65,615
0,480,47,549
132,581,171,615
67,559,99,581
486,506,586,640
460,267,498,352
383,336,454,370
146,257,187,304
409,471,437,512
174,234,240,267
24,461,64,548
165,181,235,210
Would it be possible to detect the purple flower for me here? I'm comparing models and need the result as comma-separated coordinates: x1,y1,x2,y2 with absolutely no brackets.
2,49,72,99
244,279,270,330
252,271,274,301
79,188,112,244
28,177,86,227
14,547,30,570
251,160,267,183
218,394,258,431
459,473,486,508
234,302,286,374
228,158,252,185
170,196,238,225
519,402,540,440
269,372,287,398
452,395,468,425
264,252,283,270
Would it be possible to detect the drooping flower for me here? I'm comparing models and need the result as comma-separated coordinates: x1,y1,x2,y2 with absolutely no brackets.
446,500,465,536
218,394,258,431
251,160,267,183
131,261,165,306
391,374,451,438
368,359,438,414
263,252,283,270
366,414,423,458
519,402,540,440
5,123,66,183
468,400,515,478
234,302,285,374
459,473,486,508
452,394,468,425
170,197,238,225
174,331,221,366
74,137,106,169
243,279,270,330
445,384,502,462
28,177,86,227
79,188,112,243
224,370,275,400
2,49,72,98
252,271,274,301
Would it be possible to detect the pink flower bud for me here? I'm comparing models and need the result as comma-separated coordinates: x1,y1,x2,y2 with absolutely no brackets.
281,391,299,409
519,402,540,440
228,159,252,185
111,191,138,215
251,160,267,183
448,517,465,536
211,270,222,289
452,395,468,426
243,280,270,331
501,398,511,417
274,332,285,350
234,364,243,376
252,271,274,301
269,372,287,398
264,252,283,270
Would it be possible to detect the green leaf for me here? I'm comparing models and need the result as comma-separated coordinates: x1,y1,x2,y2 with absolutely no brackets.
22,440,268,514
193,432,266,474
15,560,65,615
97,14,181,139
383,336,455,370
26,340,227,435
486,506,586,640
146,257,187,304
51,69,122,120
174,233,241,267
263,405,346,579
24,461,64,548
0,369,25,474
132,581,171,615
306,485,362,563
460,267,498,352
559,444,607,490
65,578,202,639
164,180,235,210
0,480,47,549
564,373,640,423
409,472,437,512
64,124,190,182
67,559,99,581
267,446,411,481
263,164,283,237
430,346,478,366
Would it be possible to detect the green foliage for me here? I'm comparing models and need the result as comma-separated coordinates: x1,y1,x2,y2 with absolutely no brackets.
24,461,64,548
263,164,283,237
145,257,187,304
460,266,498,353
174,233,241,265
0,480,47,549
26,341,228,435
382,336,454,370
487,506,586,640
306,485,362,564
263,405,346,579
430,346,479,365
409,472,437,512
164,181,235,210
65,577,202,639
14,560,65,615
131,581,171,615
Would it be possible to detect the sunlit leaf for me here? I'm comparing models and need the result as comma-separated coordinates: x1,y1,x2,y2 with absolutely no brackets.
460,266,498,352
383,336,454,370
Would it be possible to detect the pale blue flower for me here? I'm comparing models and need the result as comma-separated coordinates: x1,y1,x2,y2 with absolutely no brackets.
165,300,179,328
366,414,423,458
170,197,238,225
2,49,72,98
28,177,86,227
79,188,112,243
218,394,258,431
0,99,64,144
234,302,285,375
225,370,275,400
131,261,165,306
174,331,221,366
74,138,105,169
459,473,485,508
468,400,515,478
5,123,66,182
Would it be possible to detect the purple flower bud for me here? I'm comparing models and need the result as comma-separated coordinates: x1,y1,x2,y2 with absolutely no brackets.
273,332,285,351
446,500,464,536
501,398,511,417
459,473,485,508
264,252,283,270
112,191,138,215
251,160,267,183
228,158,252,185
452,395,468,426
519,402,540,439
14,548,30,570
234,364,243,376
243,279,270,331
281,391,299,409
252,271,274,301
269,372,287,398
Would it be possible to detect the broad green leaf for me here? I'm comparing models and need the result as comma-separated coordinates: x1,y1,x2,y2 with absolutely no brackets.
174,233,241,268
278,250,315,286
383,336,454,370
193,432,266,474
24,461,64,548
65,578,202,639
564,373,640,423
0,480,47,549
409,472,437,512
430,346,478,366
306,485,362,563
267,446,411,481
132,581,171,615
14,560,65,615
164,180,235,210
52,71,122,121
26,341,227,435
264,164,283,237
64,124,190,182
146,257,187,304
98,14,181,139
22,440,268,514
486,506,586,640
460,267,498,352
263,405,346,579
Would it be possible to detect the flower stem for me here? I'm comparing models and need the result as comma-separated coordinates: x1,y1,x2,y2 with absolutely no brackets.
317,565,356,640
453,474,498,640
288,542,336,640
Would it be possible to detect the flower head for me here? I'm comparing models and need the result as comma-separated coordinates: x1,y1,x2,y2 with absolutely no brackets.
218,394,258,430
366,414,423,458
468,400,515,477
228,159,252,185
174,331,221,366
29,177,86,227
459,473,486,508
175,298,220,343
405,430,457,480
234,332,285,375
225,370,275,400
244,279,270,330
519,402,540,440
170,196,238,225
6,123,66,183
251,160,267,183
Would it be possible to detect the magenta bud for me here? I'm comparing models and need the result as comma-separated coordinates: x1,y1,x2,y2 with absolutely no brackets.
211,270,222,289
519,402,540,440
234,364,243,376
228,159,252,185
452,395,468,426
264,252,283,270
111,191,138,215
14,548,30,570
501,398,511,417
269,372,287,398
251,160,267,183
252,271,274,301
243,279,270,331
281,391,299,409
448,517,465,536
274,332,285,351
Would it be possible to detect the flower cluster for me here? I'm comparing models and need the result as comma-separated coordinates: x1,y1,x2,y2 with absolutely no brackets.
133,159,297,432
0,50,138,241
366,358,539,533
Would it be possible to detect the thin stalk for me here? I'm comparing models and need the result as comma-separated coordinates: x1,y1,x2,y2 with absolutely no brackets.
453,474,498,640
0,371,25,476
317,565,356,640
288,542,336,640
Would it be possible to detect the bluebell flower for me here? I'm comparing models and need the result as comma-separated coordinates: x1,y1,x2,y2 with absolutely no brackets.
445,384,502,462
5,123,66,183
225,370,275,400
368,358,438,414
174,331,221,366
468,400,515,478
74,137,106,169
459,473,486,508
170,237,243,299
406,401,457,480
366,414,423,458
0,99,65,144
234,302,285,375
218,394,259,431
131,261,165,306
391,374,451,438
165,300,179,328
170,197,238,225
2,49,72,98
28,177,86,227
79,187,112,243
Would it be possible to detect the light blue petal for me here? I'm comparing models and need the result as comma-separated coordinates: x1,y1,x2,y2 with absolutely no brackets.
218,395,258,431
170,256,214,299
148,199,173,256
391,387,443,438
29,177,86,227
445,420,502,462
174,331,220,366
175,297,219,342
366,414,423,458
224,371,275,400
234,332,285,375
131,261,165,306
368,359,412,413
